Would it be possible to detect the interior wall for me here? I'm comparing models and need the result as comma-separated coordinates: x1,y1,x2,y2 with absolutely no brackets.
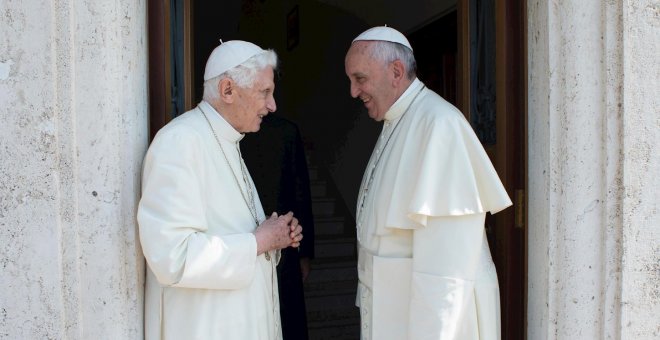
194,0,381,216
317,0,457,32
194,0,458,217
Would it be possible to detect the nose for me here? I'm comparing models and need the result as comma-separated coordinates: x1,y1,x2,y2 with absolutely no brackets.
267,95,277,113
350,81,360,98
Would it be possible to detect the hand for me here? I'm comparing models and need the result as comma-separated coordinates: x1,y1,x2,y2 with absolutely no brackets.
288,213,303,248
254,212,299,255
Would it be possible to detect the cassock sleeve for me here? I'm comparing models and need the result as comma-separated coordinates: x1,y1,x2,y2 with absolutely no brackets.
138,126,257,290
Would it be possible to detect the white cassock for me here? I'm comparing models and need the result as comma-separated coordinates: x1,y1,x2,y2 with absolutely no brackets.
138,101,282,340
356,79,512,340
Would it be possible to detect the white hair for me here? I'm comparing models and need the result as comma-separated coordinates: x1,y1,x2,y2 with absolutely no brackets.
368,41,417,80
203,49,278,102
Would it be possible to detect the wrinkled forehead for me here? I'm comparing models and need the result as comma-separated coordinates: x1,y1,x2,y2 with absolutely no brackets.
236,66,273,89
346,42,385,75
346,41,374,59
254,67,275,88
346,42,373,66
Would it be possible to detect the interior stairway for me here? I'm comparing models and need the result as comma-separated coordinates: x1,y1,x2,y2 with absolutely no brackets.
304,165,361,340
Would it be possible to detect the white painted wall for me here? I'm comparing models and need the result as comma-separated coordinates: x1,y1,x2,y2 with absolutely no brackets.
528,0,659,339
0,0,148,339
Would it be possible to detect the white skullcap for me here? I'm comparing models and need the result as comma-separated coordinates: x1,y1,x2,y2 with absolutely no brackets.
203,40,266,81
352,26,413,51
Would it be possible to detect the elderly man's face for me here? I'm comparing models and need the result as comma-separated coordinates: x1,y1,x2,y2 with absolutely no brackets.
345,41,398,121
233,67,276,133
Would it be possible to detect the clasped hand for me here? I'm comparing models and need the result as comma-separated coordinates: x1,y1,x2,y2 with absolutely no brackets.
254,211,303,256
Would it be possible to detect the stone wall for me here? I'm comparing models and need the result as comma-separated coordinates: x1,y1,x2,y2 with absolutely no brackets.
528,0,659,338
0,0,148,338
620,1,660,338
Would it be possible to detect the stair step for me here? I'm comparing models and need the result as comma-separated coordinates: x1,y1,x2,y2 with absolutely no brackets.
314,238,356,259
310,256,357,266
315,216,346,236
305,279,357,297
312,198,336,217
310,180,327,197
303,149,361,338
305,290,357,312
306,299,358,339
307,306,360,330
307,166,319,181
307,306,360,325
308,323,360,340
306,303,360,339
305,260,357,284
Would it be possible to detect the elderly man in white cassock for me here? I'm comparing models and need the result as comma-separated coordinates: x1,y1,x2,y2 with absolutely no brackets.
138,40,303,340
344,26,513,340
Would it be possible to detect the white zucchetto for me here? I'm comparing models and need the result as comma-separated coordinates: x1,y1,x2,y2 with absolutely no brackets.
352,26,413,51
203,40,266,81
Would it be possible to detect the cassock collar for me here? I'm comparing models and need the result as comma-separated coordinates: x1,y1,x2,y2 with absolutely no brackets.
384,78,423,122
199,100,245,143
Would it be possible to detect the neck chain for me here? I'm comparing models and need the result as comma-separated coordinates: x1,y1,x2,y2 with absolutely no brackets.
357,85,425,229
199,106,261,226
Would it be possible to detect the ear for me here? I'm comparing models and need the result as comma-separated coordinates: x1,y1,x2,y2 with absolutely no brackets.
391,60,406,86
219,78,235,104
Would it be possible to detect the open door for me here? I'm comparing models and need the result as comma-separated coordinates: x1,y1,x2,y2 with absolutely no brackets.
459,0,527,338
149,0,527,338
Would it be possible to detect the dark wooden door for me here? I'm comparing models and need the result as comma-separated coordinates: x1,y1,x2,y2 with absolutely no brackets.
462,0,527,338
147,0,194,140
412,1,527,339
491,1,526,338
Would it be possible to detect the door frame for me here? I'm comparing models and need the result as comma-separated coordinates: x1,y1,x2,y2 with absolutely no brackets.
457,0,528,339
148,0,529,337
147,0,194,140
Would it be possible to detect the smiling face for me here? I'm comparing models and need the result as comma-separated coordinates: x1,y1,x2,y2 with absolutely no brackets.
229,67,277,133
345,41,400,121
